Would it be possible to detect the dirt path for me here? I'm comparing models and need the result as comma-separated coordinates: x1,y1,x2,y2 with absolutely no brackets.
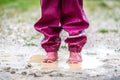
0,1,120,80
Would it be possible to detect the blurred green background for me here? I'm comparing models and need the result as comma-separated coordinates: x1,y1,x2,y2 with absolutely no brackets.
0,0,39,10
0,0,120,23
0,0,120,11
0,0,120,30
0,0,120,26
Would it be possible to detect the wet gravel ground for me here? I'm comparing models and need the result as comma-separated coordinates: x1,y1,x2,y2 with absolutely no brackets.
0,1,120,80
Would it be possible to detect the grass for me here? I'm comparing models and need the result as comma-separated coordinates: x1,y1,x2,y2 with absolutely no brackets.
114,17,120,22
23,42,38,47
0,0,39,12
0,0,16,5
110,29,118,33
98,29,118,33
61,45,67,49
99,29,109,33
0,0,40,21
1,0,120,14
84,0,120,12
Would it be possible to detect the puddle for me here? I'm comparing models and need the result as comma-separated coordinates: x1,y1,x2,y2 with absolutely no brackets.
29,54,103,71
0,48,108,72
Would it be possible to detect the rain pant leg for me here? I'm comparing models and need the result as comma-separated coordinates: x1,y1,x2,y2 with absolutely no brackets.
61,0,89,52
34,0,62,52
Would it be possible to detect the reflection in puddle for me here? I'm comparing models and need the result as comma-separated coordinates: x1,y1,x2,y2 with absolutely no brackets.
29,54,103,71
29,55,45,63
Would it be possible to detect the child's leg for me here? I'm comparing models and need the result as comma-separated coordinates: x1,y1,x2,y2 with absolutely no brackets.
61,0,89,63
34,0,61,63
41,27,62,63
65,34,87,63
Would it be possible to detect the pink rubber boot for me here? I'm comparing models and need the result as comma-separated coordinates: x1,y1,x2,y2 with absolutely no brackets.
67,52,82,64
43,52,58,63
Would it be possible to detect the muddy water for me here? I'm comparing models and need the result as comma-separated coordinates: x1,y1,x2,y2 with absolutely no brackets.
29,54,103,72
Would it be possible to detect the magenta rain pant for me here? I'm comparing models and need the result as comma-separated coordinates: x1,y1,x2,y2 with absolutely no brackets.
34,0,89,53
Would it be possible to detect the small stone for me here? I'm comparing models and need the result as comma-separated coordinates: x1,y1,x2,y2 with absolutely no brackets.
4,67,11,72
114,69,117,72
34,72,43,77
76,72,82,74
102,64,113,69
102,59,109,62
21,72,27,75
10,70,16,74
41,70,54,74
15,68,19,71
28,73,34,76
25,64,32,69
106,53,109,56
96,74,102,77
27,64,32,68
6,63,9,65
0,69,2,72
49,72,64,77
